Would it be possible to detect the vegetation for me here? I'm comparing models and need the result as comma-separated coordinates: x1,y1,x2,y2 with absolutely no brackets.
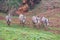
0,0,41,14
6,0,22,8
0,0,22,13
0,20,60,40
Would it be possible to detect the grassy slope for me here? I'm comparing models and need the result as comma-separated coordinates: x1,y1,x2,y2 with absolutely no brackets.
7,0,22,8
0,20,60,40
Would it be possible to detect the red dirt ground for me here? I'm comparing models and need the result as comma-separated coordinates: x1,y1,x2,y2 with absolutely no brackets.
0,8,60,34
0,16,5,20
37,8,60,28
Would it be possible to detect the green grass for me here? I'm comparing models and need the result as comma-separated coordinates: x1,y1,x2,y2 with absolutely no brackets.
0,20,60,40
6,0,22,7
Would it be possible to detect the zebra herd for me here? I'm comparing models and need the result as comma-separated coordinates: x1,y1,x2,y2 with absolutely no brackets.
5,14,49,29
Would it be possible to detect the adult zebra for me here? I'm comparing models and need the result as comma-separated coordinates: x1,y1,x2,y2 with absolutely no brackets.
19,14,26,27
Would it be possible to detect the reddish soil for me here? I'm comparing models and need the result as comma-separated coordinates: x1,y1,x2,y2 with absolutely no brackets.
0,8,60,34
0,16,5,20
